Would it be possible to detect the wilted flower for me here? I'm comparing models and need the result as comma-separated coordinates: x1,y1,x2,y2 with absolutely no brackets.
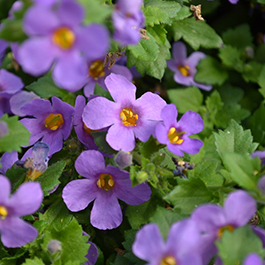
167,41,212,91
20,96,74,155
155,104,204,156
17,1,109,91
114,150,132,168
132,220,203,265
62,150,151,230
112,0,145,46
0,175,43,248
82,73,166,152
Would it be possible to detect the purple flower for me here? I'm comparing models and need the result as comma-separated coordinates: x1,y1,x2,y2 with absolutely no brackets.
83,232,98,265
17,1,109,91
191,190,256,264
132,220,203,265
0,151,18,175
82,73,166,152
112,0,145,46
155,104,204,156
20,96,74,155
62,150,151,230
84,57,133,97
0,175,43,248
244,253,264,265
252,150,265,165
0,121,8,138
0,39,8,64
167,41,212,91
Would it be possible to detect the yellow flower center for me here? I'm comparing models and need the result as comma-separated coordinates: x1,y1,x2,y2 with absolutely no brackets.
97,174,115,191
160,256,177,265
26,168,43,181
120,108,138,127
0,206,8,220
89,60,105,80
45,113,64,131
178,65,190,76
217,224,234,239
167,127,186,144
83,123,98,135
52,27,75,50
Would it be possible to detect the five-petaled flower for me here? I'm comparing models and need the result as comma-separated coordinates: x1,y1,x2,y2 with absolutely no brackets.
167,41,212,91
0,175,43,248
155,104,204,156
82,73,166,152
62,150,151,230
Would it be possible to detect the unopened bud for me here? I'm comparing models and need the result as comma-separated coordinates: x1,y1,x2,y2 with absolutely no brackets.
136,171,149,183
47,240,62,254
115,151,132,168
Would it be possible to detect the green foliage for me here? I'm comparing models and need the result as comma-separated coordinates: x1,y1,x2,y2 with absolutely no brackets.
0,114,30,153
22,257,45,265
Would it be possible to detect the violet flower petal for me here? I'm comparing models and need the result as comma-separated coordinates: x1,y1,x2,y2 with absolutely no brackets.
0,175,11,203
156,123,169,144
178,138,204,155
186,52,206,69
0,151,18,175
160,103,178,128
172,41,187,63
244,254,263,265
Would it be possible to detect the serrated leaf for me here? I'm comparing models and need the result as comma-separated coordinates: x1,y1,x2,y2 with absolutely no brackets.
77,0,111,24
127,31,159,62
172,18,223,50
214,120,257,156
222,24,253,49
173,5,191,20
205,90,224,122
144,6,169,26
216,226,264,265
217,85,244,104
167,86,203,113
195,56,228,85
22,257,45,265
0,114,30,153
221,153,260,191
242,61,263,83
258,65,265,88
164,178,213,214
219,45,242,69
37,161,66,196
146,25,167,45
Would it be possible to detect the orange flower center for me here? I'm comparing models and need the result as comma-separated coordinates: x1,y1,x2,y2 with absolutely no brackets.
45,113,64,131
52,27,75,49
167,127,186,144
89,60,105,80
217,224,234,239
120,108,138,127
83,123,98,135
0,206,8,220
97,174,115,191
160,256,177,265
178,65,190,76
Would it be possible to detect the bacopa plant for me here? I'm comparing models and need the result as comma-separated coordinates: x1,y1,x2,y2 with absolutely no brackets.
0,0,265,264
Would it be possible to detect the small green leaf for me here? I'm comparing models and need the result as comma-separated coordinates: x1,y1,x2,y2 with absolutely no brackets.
258,65,265,88
219,45,242,68
172,18,223,50
144,6,169,26
173,5,191,20
205,90,224,122
146,25,167,45
22,257,45,265
195,56,228,85
0,114,30,153
242,61,263,83
167,86,203,113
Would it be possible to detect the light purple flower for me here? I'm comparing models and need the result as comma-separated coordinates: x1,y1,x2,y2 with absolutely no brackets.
167,41,212,91
84,57,133,97
0,121,8,138
0,175,43,248
0,151,18,175
17,1,109,91
155,104,204,156
132,220,203,265
112,0,145,46
191,190,257,264
20,96,74,155
244,253,264,265
62,150,151,230
0,39,8,64
82,73,166,152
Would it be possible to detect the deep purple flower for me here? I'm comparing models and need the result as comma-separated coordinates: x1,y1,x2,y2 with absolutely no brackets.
62,150,151,230
0,39,8,64
0,151,18,175
84,57,133,97
132,220,203,265
20,96,74,155
82,73,166,152
83,232,98,265
191,190,256,264
167,41,212,91
244,254,264,265
155,104,204,156
17,1,109,91
0,175,43,248
112,0,145,46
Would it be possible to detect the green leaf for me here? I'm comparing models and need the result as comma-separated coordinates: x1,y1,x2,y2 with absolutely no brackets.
37,161,66,196
127,31,159,62
171,18,223,50
22,257,45,265
77,0,111,24
146,25,167,45
173,5,191,20
217,85,244,104
242,61,263,83
216,226,265,265
255,44,265,64
214,119,258,157
0,114,30,153
205,90,224,122
219,45,243,70
258,65,265,88
222,24,253,49
144,6,169,26
167,86,203,113
195,56,228,85
164,178,213,214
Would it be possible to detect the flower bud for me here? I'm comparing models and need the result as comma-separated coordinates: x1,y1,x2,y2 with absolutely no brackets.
47,240,62,254
114,151,132,168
